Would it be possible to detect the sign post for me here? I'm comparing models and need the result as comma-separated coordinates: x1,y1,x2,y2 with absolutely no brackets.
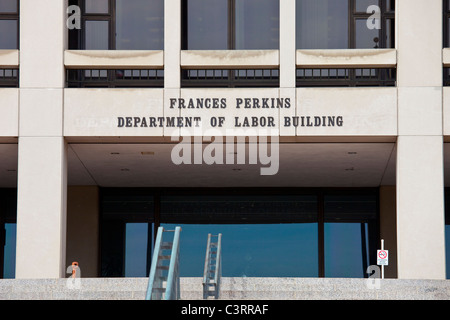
377,239,388,279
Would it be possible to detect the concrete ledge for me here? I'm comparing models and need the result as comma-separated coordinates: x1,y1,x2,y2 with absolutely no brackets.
181,50,279,69
1,277,450,300
0,50,19,68
296,49,397,68
64,50,164,69
444,48,450,67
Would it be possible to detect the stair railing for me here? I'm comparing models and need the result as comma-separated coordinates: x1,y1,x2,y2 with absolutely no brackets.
145,226,181,300
202,233,222,299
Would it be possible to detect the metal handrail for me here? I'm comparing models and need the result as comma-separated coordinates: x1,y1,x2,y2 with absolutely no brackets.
145,226,182,300
214,234,222,286
202,234,212,285
202,233,222,299
146,226,164,300
165,226,181,300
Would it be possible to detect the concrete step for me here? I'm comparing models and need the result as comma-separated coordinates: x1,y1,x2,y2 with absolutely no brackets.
1,277,449,300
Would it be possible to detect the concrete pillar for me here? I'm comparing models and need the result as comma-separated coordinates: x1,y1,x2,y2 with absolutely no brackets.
279,0,296,89
395,0,446,279
16,138,67,278
15,0,68,278
164,0,181,89
66,186,100,278
396,0,446,280
279,0,296,137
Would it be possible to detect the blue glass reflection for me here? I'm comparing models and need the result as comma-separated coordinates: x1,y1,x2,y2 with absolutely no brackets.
125,223,149,277
3,223,16,279
162,223,318,277
446,225,450,279
324,222,369,278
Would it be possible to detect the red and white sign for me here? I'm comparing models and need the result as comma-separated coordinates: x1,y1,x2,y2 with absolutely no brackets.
377,250,389,266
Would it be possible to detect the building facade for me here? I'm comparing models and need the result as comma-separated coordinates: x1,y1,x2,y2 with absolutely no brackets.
0,0,449,281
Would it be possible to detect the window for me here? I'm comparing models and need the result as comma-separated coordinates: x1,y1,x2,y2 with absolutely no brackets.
445,0,450,47
0,189,17,279
101,191,155,277
182,0,279,50
0,0,19,50
324,194,378,278
445,188,450,279
69,0,164,50
296,0,395,49
100,188,378,278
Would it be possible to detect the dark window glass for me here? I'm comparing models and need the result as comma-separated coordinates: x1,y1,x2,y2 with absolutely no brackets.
3,223,16,278
181,68,279,88
124,222,150,277
72,0,164,50
85,20,109,50
356,0,379,12
324,194,378,278
355,19,380,49
101,193,154,277
446,223,450,279
162,223,319,277
0,0,19,50
296,0,348,49
0,189,17,279
183,0,279,50
444,0,450,48
0,20,17,49
0,0,17,13
186,0,228,50
444,189,450,279
116,0,164,50
99,189,378,278
234,0,279,50
85,0,109,13
296,0,395,49
160,194,318,277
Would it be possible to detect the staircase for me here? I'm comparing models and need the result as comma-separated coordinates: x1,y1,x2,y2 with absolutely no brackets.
1,277,450,300
202,233,222,299
145,226,181,300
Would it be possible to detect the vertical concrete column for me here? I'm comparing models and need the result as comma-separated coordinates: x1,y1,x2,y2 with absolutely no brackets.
15,0,68,278
164,0,181,89
279,0,296,89
279,0,297,136
396,0,446,279
163,0,181,138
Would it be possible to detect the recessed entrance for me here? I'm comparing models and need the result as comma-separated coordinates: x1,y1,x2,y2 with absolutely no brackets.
100,188,379,278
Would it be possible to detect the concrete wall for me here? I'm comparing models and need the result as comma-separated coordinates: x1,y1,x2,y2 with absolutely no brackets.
15,0,68,278
395,0,446,279
66,186,100,278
